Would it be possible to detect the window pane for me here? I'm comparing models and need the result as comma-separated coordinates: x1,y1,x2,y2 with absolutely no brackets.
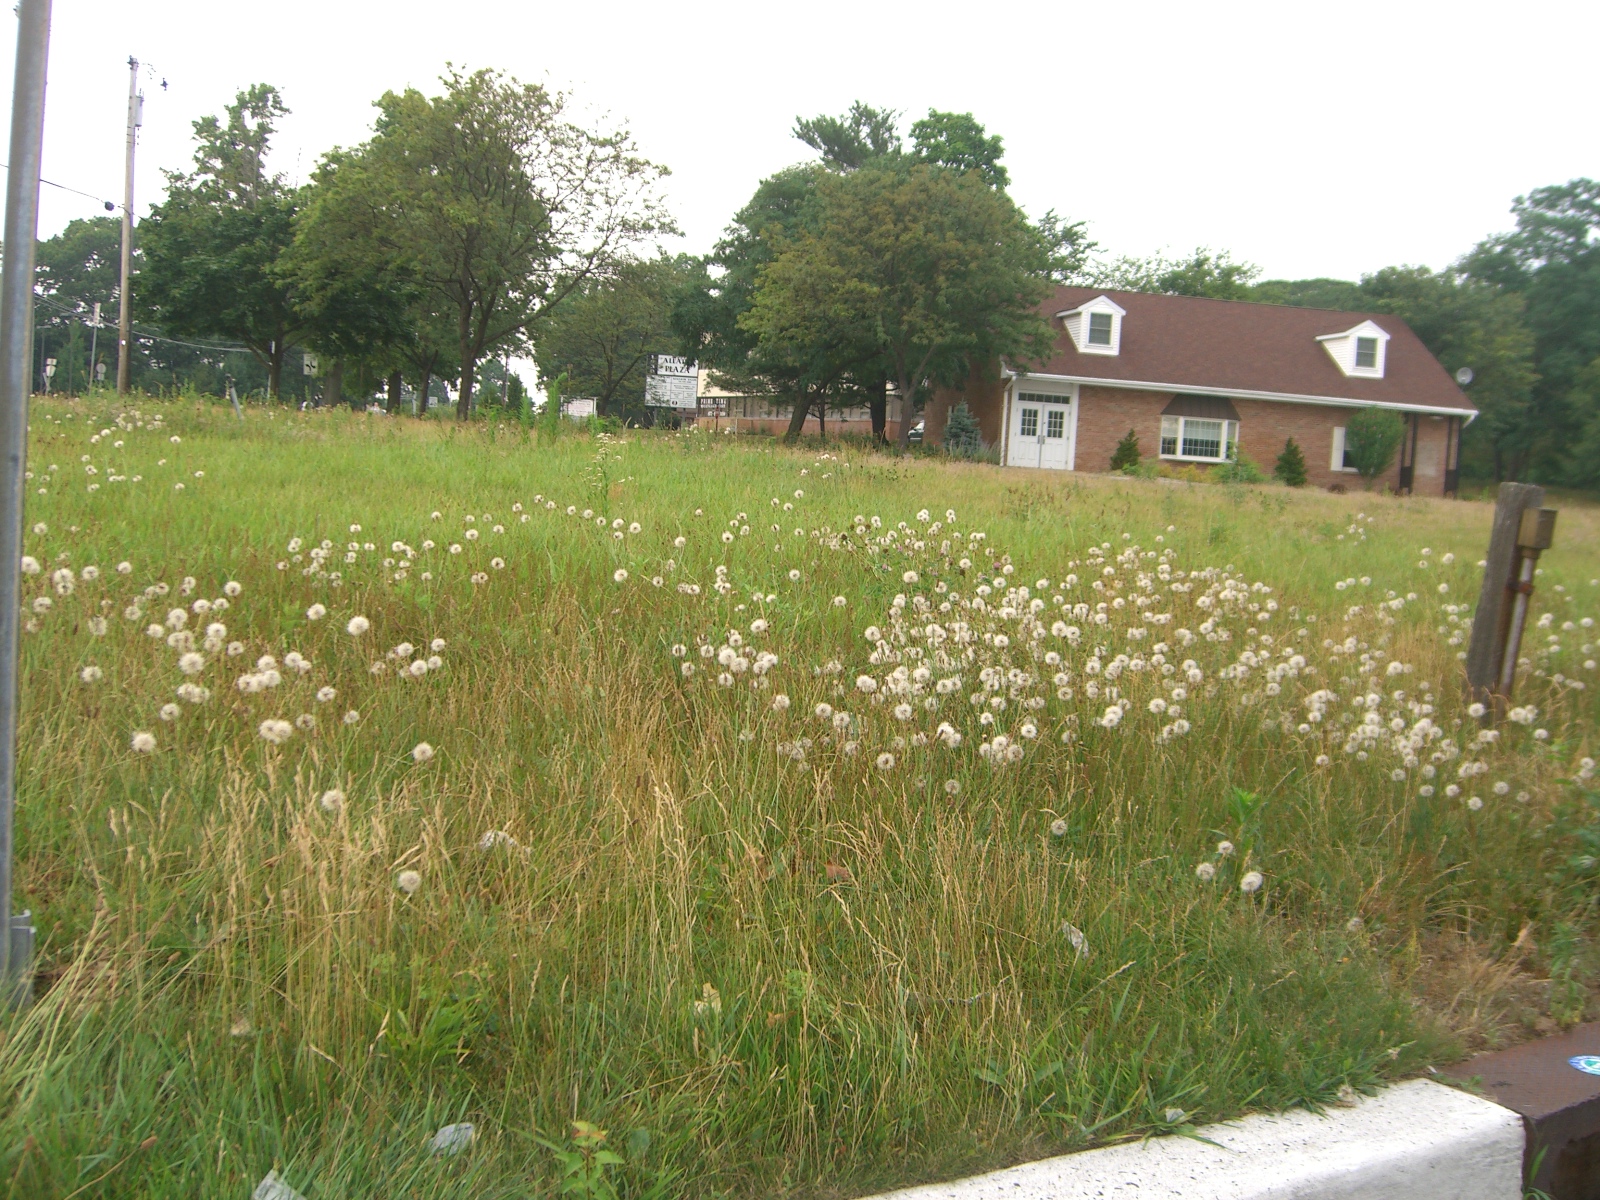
1088,312,1113,345
1046,410,1065,438
1160,416,1179,456
1181,418,1223,459
1020,408,1038,437
1355,337,1377,368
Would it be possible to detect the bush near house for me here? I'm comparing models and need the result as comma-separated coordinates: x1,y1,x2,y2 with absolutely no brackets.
1345,406,1406,484
1274,438,1309,487
1109,428,1141,472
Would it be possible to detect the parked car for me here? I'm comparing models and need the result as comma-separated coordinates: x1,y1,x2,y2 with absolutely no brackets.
907,420,924,444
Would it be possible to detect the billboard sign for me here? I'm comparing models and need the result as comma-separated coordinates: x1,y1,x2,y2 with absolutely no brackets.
645,354,699,409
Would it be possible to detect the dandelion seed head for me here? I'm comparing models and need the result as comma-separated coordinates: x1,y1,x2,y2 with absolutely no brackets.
396,869,421,895
1239,870,1264,894
346,615,370,636
411,742,434,764
130,730,156,753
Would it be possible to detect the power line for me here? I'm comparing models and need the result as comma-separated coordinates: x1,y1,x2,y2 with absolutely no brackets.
0,161,115,211
31,291,253,354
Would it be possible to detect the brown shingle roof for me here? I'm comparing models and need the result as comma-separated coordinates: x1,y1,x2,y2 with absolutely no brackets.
1026,286,1475,414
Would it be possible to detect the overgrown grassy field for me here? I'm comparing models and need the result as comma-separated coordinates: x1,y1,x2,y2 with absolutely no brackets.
4,398,1599,1199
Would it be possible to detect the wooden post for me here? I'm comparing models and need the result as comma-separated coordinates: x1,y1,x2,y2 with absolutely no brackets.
1465,483,1544,704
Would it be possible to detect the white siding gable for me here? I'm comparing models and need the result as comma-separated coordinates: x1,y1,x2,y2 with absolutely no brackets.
1316,319,1390,379
1056,295,1126,356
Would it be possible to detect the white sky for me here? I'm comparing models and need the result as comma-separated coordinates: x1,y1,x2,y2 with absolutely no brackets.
9,0,1597,284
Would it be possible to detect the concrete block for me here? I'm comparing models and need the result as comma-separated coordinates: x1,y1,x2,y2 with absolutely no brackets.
865,1080,1523,1200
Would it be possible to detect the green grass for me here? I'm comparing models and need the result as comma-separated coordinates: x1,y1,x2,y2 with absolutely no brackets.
4,397,1599,1198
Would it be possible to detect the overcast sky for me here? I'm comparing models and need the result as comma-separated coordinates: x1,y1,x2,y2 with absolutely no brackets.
9,0,1596,284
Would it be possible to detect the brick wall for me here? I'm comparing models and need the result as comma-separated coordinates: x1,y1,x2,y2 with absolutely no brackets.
1074,386,1457,495
1075,385,1169,473
928,363,1006,451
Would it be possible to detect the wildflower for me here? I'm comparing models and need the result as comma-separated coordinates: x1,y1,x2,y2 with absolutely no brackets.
316,686,336,703
408,660,428,678
130,730,156,753
18,556,38,575
1534,729,1549,741
1467,795,1484,811
227,641,244,657
876,752,896,770
1216,840,1234,857
343,710,360,725
856,675,878,694
397,870,421,895
306,603,327,621
411,742,434,764
788,568,801,582
1239,871,1264,894
1195,861,1216,882
430,638,446,652
178,652,205,676
346,615,370,636
80,665,103,683
258,720,293,745
1050,818,1068,838
319,789,344,813
772,694,790,712
945,779,960,796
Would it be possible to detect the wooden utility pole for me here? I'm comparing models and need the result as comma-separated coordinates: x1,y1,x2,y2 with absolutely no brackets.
115,56,139,395
1465,482,1558,711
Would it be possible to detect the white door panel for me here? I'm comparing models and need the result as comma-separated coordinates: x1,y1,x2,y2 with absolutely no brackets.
1009,393,1072,469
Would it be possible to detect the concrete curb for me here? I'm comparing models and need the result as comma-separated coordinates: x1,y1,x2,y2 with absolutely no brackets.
863,1080,1525,1199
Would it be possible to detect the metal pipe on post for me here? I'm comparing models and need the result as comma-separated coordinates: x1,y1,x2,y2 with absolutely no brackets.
1496,507,1557,701
0,0,51,1007
115,56,138,396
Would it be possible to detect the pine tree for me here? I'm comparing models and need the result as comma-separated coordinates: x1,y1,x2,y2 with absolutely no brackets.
1273,437,1308,487
943,402,983,457
1109,428,1141,472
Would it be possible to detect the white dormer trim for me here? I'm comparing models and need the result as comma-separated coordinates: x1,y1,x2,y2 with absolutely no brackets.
1056,295,1126,357
1316,319,1390,379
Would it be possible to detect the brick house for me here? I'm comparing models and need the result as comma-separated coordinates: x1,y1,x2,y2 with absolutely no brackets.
925,287,1476,494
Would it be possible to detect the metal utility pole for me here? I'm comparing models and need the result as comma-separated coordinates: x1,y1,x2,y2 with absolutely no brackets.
0,0,51,1007
115,56,139,396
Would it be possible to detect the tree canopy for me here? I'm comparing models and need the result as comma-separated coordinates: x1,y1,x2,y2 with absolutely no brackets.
137,84,306,397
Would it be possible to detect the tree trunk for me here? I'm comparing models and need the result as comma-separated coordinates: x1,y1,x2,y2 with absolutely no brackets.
324,358,344,408
895,376,915,449
457,354,476,420
783,391,811,442
869,378,887,443
386,369,403,414
817,398,826,441
418,366,432,415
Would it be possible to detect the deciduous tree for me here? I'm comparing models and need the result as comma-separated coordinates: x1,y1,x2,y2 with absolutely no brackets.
137,84,307,398
744,163,1055,449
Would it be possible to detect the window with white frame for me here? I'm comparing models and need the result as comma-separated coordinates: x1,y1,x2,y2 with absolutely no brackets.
1354,337,1378,370
1160,415,1237,462
1088,312,1114,346
1057,296,1125,355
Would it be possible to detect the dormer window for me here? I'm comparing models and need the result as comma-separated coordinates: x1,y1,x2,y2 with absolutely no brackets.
1056,296,1125,356
1317,320,1390,379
